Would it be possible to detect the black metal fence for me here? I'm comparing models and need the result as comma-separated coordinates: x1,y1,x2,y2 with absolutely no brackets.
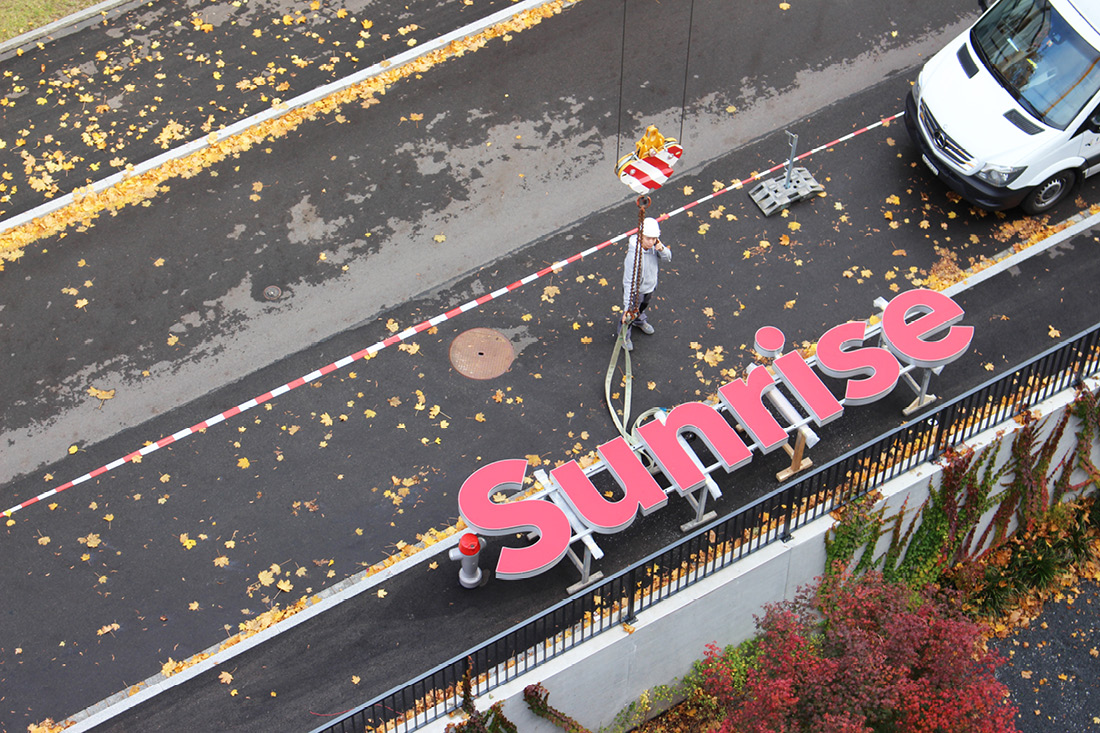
311,323,1100,733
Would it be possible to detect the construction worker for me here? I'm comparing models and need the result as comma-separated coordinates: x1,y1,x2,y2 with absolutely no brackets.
619,217,671,351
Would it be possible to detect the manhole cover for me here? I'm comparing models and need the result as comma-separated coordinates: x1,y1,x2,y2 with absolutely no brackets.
450,328,514,380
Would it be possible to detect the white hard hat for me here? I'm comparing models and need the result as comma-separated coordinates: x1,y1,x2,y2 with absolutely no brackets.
641,217,661,238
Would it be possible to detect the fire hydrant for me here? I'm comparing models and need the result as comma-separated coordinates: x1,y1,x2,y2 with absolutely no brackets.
448,533,484,589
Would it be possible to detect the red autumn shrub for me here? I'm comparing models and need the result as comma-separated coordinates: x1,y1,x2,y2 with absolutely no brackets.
704,571,1018,733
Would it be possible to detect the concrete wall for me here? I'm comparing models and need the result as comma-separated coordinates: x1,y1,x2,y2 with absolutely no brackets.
422,379,1099,732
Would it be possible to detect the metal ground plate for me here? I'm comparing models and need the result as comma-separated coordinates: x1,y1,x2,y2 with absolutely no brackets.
449,328,515,380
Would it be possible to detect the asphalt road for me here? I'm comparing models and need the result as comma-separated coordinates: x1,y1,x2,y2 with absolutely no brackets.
3,0,1098,731
0,0,977,488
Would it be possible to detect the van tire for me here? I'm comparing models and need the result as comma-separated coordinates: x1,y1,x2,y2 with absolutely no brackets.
1021,170,1077,215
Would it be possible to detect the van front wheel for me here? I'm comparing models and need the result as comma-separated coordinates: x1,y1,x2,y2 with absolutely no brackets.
1021,170,1077,215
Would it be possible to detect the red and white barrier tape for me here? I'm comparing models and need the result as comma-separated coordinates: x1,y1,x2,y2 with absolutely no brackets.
3,112,903,519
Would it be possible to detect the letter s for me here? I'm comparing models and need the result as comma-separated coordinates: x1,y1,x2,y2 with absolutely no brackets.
816,321,901,405
457,459,572,580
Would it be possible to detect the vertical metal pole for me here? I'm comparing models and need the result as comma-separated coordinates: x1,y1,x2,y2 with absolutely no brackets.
783,131,799,190
625,566,636,623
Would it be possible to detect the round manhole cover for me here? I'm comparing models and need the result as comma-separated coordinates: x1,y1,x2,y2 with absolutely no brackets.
450,328,515,380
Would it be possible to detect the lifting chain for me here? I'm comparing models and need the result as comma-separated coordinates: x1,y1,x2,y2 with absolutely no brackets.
625,195,650,325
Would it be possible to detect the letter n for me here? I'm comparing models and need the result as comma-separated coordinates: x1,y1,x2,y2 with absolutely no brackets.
552,437,667,533
636,402,751,495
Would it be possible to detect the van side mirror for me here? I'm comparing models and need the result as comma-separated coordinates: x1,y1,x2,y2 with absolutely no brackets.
1089,112,1100,134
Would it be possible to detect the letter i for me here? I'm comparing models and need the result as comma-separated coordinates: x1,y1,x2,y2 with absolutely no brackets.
756,326,844,426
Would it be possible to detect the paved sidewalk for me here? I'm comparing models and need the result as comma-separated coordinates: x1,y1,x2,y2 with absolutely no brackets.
995,579,1100,733
0,0,523,222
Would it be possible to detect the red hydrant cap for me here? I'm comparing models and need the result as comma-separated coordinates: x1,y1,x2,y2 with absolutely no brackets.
459,533,480,556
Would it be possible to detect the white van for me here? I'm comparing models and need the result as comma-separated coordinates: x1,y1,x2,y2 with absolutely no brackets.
905,0,1100,214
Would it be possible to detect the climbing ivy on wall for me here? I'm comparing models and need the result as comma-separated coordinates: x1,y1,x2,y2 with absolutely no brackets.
824,388,1100,599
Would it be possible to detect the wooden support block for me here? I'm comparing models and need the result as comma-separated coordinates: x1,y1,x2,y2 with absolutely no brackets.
776,431,813,481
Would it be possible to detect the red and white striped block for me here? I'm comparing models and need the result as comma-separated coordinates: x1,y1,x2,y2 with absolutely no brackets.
618,143,684,195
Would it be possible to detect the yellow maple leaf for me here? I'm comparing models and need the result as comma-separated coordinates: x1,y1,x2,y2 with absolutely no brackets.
683,185,694,195
320,412,334,426
885,194,900,205
784,299,797,309
167,334,179,346
276,579,293,593
492,389,505,403
153,257,165,267
788,221,801,231
377,588,387,598
352,675,360,684
433,233,446,243
189,601,200,611
37,536,50,546
1049,325,1061,338
237,457,250,469
541,285,560,302
74,298,89,309
87,386,115,401
219,671,233,685
474,412,486,422
214,555,230,567
258,570,275,586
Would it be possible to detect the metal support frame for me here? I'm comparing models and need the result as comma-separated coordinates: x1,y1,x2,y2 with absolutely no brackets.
678,480,719,533
900,365,941,416
533,470,606,594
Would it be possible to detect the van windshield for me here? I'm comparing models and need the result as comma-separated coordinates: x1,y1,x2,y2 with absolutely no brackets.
971,0,1100,129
